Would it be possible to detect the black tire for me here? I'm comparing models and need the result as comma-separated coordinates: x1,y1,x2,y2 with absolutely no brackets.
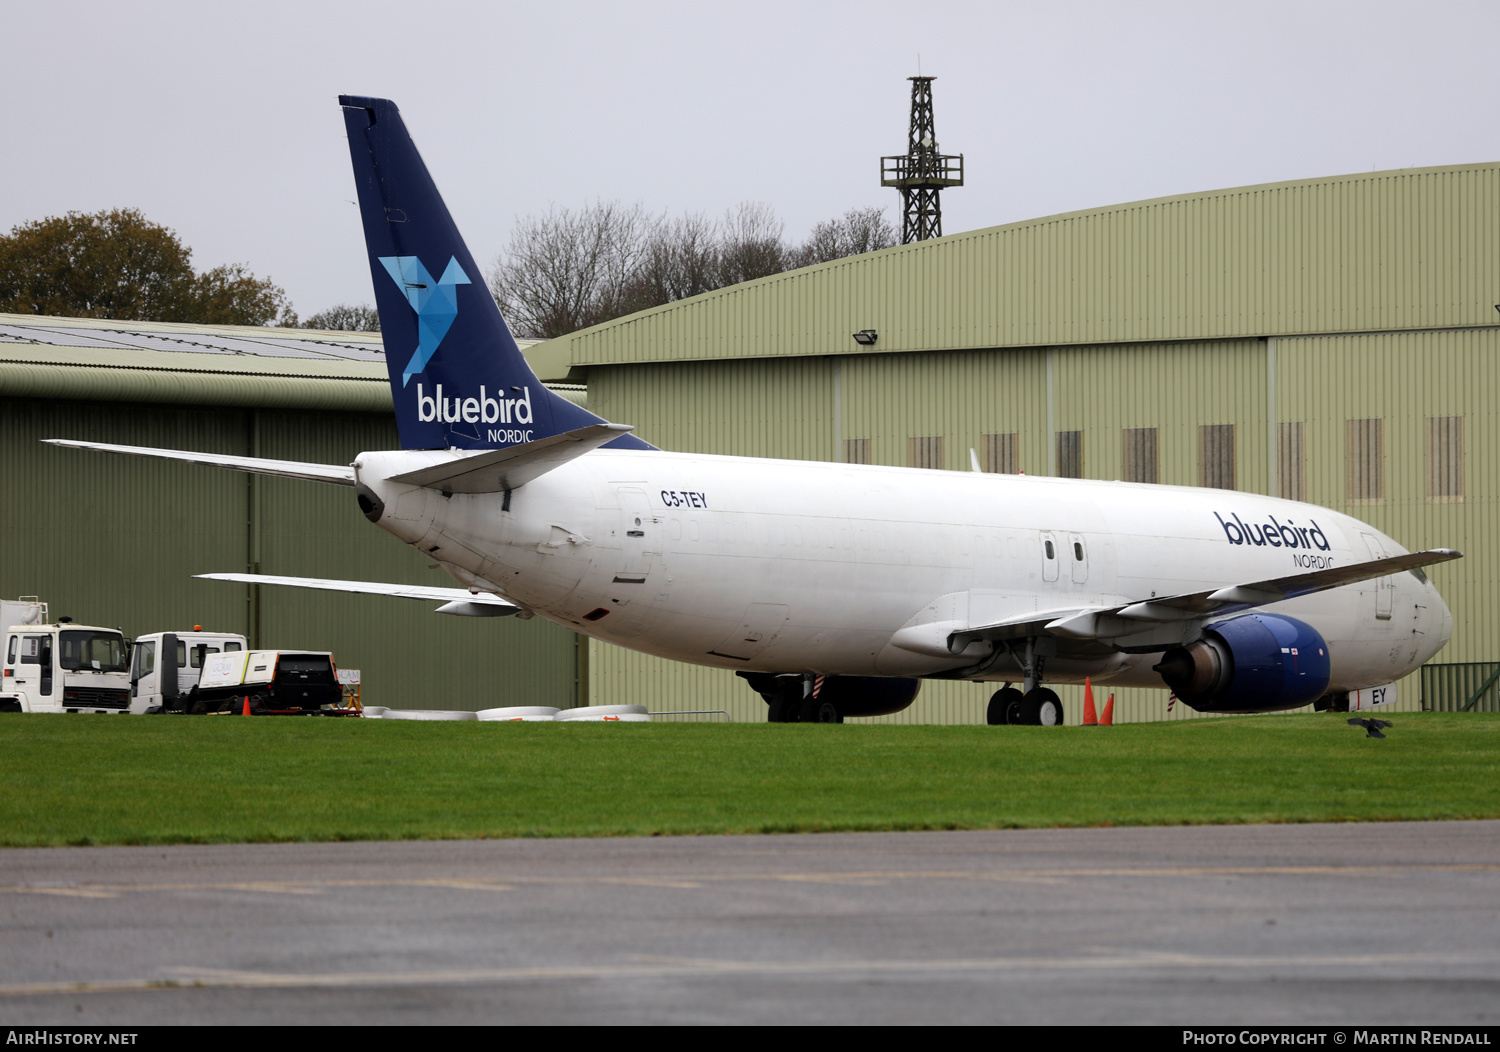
814,700,843,723
986,687,1024,725
767,697,795,722
1035,689,1064,726
1020,688,1064,726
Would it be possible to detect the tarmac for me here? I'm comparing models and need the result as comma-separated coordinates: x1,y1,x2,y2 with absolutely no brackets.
2,821,1498,1025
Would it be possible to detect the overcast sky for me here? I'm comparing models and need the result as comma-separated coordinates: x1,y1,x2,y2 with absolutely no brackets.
5,0,1496,318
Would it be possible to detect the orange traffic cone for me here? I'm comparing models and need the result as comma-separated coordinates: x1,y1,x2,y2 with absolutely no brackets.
1082,677,1098,725
1099,693,1115,726
242,696,251,716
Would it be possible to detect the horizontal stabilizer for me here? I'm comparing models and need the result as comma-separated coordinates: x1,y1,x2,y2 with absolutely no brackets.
195,573,517,615
44,440,355,486
387,423,634,494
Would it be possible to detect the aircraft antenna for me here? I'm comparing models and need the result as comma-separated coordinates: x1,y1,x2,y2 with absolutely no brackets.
881,75,964,243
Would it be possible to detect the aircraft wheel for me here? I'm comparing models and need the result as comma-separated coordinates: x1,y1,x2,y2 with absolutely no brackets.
814,701,843,724
1020,688,1064,726
986,687,1024,725
767,697,795,722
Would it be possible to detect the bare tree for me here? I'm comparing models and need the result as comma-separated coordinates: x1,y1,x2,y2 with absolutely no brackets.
794,206,897,267
619,212,721,314
489,200,898,338
715,202,789,287
489,201,659,339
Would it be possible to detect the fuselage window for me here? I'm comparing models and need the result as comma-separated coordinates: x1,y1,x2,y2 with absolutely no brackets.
1074,542,1084,561
1045,540,1055,560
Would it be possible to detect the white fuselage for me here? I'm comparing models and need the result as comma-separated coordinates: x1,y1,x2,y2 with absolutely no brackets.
354,448,1452,693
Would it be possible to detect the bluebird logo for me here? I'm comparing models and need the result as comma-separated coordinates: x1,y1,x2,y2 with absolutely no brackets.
1215,511,1330,551
379,255,471,386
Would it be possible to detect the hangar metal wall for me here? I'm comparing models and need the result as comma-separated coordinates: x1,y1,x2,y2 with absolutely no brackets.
555,164,1500,367
580,326,1493,725
0,398,581,711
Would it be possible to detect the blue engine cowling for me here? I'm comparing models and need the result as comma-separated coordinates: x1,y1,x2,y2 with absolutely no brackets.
1153,614,1331,713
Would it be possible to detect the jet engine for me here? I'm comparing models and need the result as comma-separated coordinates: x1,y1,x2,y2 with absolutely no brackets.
1153,613,1331,713
817,676,922,717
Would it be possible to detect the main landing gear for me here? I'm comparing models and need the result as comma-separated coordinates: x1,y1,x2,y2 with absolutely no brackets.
741,672,843,723
985,637,1065,726
986,685,1064,726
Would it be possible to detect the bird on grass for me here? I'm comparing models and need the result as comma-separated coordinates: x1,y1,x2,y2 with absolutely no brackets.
1347,717,1393,738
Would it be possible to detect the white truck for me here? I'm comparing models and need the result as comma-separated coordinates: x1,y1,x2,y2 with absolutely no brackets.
2,599,133,714
129,629,249,714
4,602,344,716
131,631,343,714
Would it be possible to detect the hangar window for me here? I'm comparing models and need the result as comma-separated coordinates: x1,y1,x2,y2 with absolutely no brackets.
1200,424,1236,490
1346,418,1384,503
844,438,871,465
1278,422,1306,501
1055,431,1083,478
1122,428,1158,484
909,436,945,470
1425,416,1463,501
982,432,1019,474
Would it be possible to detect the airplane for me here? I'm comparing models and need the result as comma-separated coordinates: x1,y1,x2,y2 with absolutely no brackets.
47,96,1461,726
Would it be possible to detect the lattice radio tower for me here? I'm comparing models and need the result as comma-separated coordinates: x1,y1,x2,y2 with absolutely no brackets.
880,76,964,243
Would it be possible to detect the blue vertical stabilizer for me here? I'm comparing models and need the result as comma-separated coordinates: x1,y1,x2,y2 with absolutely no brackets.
339,96,654,451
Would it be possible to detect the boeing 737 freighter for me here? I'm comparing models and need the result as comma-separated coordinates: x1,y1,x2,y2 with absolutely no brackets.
49,96,1460,725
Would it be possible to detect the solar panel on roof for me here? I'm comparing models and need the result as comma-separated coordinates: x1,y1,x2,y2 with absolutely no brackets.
38,328,245,355
0,324,155,351
0,320,386,362
228,335,386,359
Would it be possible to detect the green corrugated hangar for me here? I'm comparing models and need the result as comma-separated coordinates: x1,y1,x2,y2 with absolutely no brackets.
4,162,1495,722
0,315,584,710
544,162,1498,724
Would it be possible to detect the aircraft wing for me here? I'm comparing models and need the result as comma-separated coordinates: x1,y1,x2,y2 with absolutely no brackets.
953,548,1463,649
195,573,518,616
44,440,356,486
386,423,634,494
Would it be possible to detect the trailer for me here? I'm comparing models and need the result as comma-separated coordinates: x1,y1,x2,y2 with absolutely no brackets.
192,649,343,714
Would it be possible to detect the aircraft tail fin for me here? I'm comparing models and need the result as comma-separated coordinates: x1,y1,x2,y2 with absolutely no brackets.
338,96,653,453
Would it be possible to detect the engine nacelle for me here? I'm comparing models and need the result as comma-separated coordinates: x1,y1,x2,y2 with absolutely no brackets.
817,676,922,717
738,672,921,719
1153,614,1331,714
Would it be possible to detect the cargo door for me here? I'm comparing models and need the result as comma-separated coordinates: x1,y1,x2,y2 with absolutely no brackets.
1361,533,1394,620
614,487,659,584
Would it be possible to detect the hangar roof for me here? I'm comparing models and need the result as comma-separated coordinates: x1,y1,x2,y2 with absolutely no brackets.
0,314,583,410
546,162,1500,368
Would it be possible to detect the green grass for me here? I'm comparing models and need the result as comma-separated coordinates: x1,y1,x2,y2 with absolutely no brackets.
1,712,1497,846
